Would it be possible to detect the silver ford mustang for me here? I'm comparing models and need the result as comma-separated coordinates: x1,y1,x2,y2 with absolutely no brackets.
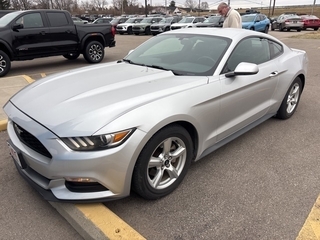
4,28,308,202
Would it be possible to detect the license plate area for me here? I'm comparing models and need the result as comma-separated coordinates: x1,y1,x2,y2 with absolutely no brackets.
7,141,27,169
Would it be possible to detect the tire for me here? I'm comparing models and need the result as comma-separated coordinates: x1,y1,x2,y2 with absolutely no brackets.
127,27,132,35
152,33,157,36
83,41,104,63
287,28,291,31
276,77,302,119
119,32,124,35
145,27,151,35
0,50,11,77
264,25,269,33
134,33,139,35
63,53,80,60
314,27,319,31
279,24,284,31
297,28,301,32
250,27,254,31
132,124,193,200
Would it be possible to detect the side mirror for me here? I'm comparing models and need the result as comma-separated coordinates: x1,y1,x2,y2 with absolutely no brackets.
13,23,23,30
225,62,259,78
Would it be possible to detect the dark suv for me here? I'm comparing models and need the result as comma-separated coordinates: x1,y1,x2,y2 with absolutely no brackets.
150,16,182,35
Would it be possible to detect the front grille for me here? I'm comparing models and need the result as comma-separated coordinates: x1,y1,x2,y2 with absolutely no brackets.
151,26,159,30
13,123,52,159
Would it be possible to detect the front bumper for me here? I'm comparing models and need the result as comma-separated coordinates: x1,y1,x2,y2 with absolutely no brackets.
5,102,145,202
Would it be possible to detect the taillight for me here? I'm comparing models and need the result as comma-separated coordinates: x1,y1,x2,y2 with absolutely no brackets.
111,26,116,36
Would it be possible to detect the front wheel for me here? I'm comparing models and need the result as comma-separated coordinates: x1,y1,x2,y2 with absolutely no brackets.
276,77,302,119
264,25,269,33
83,41,104,63
0,50,11,77
132,125,193,200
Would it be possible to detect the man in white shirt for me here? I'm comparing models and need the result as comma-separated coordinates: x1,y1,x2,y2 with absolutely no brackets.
217,2,242,28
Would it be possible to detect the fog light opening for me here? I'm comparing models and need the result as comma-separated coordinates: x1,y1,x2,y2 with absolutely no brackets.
65,177,97,183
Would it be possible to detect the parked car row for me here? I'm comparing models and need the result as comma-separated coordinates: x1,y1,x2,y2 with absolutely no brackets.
270,13,320,31
76,12,319,36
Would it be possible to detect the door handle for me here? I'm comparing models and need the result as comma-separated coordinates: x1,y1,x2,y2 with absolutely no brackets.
269,71,278,77
65,30,72,33
39,31,46,35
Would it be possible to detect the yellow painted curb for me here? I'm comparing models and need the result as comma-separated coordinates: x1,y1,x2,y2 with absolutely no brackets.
22,74,35,83
0,119,7,131
296,195,320,240
76,203,146,240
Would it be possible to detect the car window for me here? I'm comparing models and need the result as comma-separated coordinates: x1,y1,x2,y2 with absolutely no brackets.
47,12,69,27
16,13,44,28
126,34,231,76
269,40,283,59
224,37,271,73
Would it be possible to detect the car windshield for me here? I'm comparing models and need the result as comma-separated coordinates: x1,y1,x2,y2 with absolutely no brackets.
204,17,220,23
123,33,230,76
0,11,22,26
242,15,256,22
141,18,153,23
179,18,194,23
159,18,172,23
126,18,139,23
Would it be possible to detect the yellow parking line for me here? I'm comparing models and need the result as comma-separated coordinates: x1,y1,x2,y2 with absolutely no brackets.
76,203,146,240
22,75,35,83
41,73,46,78
296,194,320,240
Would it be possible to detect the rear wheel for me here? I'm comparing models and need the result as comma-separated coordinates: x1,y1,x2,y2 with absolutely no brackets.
145,27,151,35
276,77,302,119
314,27,319,31
134,33,139,35
264,25,269,33
132,125,193,200
83,41,104,63
127,27,132,35
297,28,301,32
0,50,11,77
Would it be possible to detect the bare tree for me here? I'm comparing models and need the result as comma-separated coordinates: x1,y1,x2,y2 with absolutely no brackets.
200,1,208,10
11,0,33,9
184,0,197,10
93,0,108,10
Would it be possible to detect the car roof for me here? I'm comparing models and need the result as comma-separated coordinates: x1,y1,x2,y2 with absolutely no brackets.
163,27,280,42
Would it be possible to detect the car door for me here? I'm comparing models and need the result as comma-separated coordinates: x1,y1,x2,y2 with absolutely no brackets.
46,11,78,53
255,15,263,31
216,37,279,141
11,12,49,57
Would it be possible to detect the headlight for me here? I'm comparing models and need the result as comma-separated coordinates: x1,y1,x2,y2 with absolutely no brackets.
60,128,135,151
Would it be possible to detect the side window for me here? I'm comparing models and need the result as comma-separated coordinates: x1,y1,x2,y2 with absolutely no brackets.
16,13,44,28
47,12,69,27
224,37,271,73
269,40,283,59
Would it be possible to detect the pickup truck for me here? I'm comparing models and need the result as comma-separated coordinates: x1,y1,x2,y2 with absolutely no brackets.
0,9,116,77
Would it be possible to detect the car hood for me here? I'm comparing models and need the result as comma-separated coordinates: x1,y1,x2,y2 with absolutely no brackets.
134,23,150,27
172,23,192,27
9,62,208,137
242,22,253,28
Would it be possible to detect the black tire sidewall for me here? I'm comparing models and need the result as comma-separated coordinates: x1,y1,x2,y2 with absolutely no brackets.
83,41,104,63
0,50,11,77
132,125,193,200
276,77,302,119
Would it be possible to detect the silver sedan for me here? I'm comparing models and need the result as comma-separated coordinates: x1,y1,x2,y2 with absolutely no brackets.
4,28,308,202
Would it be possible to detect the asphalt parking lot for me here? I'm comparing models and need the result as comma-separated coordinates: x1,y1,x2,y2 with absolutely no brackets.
1,31,320,240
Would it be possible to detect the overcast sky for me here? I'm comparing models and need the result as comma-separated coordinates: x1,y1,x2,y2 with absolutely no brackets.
148,0,318,9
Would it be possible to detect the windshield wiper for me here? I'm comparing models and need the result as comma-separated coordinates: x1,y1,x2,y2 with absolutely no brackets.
148,65,170,71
